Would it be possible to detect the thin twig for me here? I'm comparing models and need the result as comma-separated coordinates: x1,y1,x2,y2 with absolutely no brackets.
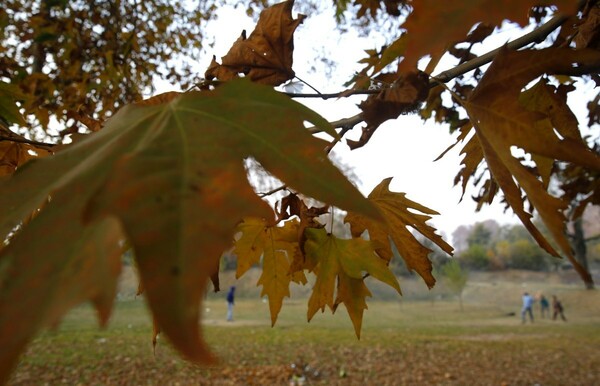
325,125,353,153
284,88,379,99
308,114,364,134
293,75,324,96
258,184,288,198
0,136,56,148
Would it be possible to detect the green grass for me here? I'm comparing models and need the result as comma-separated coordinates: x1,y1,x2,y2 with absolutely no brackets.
9,273,600,385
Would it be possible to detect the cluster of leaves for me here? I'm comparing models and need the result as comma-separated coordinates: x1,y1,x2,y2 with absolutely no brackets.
345,0,600,282
1,0,600,383
0,1,452,382
0,0,213,137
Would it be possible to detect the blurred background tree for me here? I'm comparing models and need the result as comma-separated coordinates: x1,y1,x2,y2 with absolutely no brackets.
0,0,214,139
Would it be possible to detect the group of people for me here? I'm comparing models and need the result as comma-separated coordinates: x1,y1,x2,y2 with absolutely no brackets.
521,292,566,323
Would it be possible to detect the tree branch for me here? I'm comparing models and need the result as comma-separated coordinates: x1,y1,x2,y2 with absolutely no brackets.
0,136,56,148
304,9,574,136
433,11,573,84
585,234,600,243
285,89,379,99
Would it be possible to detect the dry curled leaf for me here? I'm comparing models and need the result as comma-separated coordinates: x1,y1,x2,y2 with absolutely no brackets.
575,5,600,49
205,0,305,86
350,71,429,149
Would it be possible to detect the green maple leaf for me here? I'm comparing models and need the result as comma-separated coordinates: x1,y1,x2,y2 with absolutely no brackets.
305,228,400,338
0,79,379,380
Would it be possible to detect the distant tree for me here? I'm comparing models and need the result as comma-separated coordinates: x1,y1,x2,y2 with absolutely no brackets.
489,239,509,270
565,206,600,289
451,225,470,252
459,244,489,270
467,223,493,248
501,223,532,242
440,259,468,310
0,0,212,137
507,239,549,271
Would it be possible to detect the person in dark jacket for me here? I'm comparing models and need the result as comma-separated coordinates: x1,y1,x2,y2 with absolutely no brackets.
539,294,550,318
552,295,567,321
226,286,236,322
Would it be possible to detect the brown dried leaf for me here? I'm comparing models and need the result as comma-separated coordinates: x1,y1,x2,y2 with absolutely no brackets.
205,0,305,86
463,47,600,281
575,6,600,49
350,71,429,149
399,0,579,71
345,178,453,288
0,136,53,177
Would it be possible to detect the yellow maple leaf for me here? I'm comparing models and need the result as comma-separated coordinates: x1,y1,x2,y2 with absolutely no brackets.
233,217,305,325
305,228,400,338
345,178,453,289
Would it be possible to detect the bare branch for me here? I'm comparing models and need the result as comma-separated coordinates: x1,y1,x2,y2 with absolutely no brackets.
585,234,600,243
285,89,379,99
0,136,56,148
433,12,574,84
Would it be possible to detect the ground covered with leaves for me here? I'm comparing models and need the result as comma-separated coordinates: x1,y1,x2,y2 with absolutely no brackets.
9,272,600,386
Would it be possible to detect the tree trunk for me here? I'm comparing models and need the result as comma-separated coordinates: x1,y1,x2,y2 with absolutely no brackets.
573,218,595,290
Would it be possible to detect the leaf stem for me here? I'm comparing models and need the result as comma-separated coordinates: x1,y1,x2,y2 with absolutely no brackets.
293,75,324,96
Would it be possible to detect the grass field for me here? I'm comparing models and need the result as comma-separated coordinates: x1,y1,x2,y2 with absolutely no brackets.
8,270,600,385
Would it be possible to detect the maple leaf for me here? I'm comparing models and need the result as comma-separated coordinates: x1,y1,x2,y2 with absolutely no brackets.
0,140,52,177
462,47,600,281
205,0,305,86
350,71,430,149
399,1,579,71
304,228,400,338
0,218,124,383
345,178,453,289
277,193,328,266
0,79,379,379
0,81,28,128
0,126,53,177
575,6,600,49
520,80,583,188
233,217,306,326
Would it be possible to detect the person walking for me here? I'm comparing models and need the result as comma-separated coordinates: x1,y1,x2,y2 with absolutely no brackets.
226,286,236,322
552,295,567,321
539,294,550,318
521,292,534,324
